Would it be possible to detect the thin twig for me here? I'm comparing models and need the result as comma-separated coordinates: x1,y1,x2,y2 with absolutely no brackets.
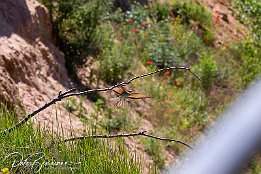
0,88,76,135
127,66,203,84
142,132,192,149
1,67,202,135
63,130,192,149
62,66,203,98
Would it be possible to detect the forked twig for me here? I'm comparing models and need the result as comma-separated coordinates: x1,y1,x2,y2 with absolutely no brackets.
1,66,203,135
63,130,192,149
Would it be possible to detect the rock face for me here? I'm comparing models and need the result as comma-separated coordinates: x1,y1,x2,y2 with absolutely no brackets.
0,0,89,133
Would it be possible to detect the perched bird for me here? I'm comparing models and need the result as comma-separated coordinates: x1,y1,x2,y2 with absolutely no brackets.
112,86,152,106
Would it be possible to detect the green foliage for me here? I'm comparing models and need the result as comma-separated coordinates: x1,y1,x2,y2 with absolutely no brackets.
39,0,214,81
232,0,261,44
195,53,218,90
0,103,141,174
143,81,168,102
141,138,165,169
171,0,213,27
98,8,156,83
169,19,203,63
131,5,150,24
99,43,131,83
102,114,127,133
99,2,206,76
236,39,261,87
246,154,261,174
146,22,176,67
151,2,170,21
177,89,208,127
41,0,113,64
142,18,203,68
94,99,105,111
101,107,129,133
227,38,261,88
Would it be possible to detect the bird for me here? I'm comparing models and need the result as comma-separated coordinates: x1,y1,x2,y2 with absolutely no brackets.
112,86,152,106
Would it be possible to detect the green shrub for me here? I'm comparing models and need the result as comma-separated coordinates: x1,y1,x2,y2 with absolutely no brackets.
101,2,204,71
98,41,132,83
171,1,213,27
144,19,202,68
237,39,261,88
97,2,205,80
231,0,261,88
232,0,261,45
99,45,129,83
151,2,170,21
170,1,215,45
176,88,209,127
143,81,168,102
97,19,140,83
41,0,113,64
146,22,175,67
193,52,218,90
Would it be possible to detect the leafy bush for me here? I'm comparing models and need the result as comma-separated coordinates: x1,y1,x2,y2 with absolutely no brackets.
41,0,113,65
143,18,203,68
193,52,218,90
171,1,213,27
236,39,261,87
232,0,261,44
100,2,206,74
174,88,209,128
170,1,215,45
151,2,170,21
97,23,133,83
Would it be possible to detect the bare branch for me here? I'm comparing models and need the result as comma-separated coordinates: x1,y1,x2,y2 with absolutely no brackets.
1,66,202,135
1,88,76,135
142,132,192,149
63,66,203,98
63,130,192,149
127,66,203,84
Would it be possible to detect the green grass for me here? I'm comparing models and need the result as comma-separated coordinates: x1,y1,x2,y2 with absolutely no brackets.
140,137,165,169
0,103,141,174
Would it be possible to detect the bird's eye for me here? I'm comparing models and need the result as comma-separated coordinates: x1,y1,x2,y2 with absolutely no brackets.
128,90,132,92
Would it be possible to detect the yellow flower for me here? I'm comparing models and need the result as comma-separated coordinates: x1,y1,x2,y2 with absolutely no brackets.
1,167,10,174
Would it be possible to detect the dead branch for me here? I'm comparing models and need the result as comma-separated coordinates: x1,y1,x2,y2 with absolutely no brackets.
1,66,203,135
62,66,203,98
63,130,192,149
0,88,77,135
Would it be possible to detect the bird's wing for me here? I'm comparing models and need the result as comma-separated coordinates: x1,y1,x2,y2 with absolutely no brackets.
127,93,152,99
112,86,126,95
